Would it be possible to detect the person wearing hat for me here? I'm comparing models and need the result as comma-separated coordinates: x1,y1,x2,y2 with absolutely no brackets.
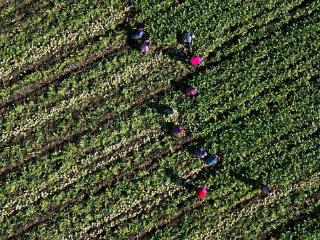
182,32,194,51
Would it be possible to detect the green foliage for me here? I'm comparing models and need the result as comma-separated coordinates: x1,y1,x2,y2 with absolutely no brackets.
0,0,319,239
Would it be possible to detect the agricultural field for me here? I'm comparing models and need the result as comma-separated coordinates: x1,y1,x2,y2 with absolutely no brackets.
0,0,319,239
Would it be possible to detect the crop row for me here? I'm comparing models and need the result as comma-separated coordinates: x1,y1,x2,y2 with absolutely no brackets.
111,90,319,238
1,0,318,238
1,71,312,223
0,51,165,146
141,71,314,238
0,0,186,90
275,204,320,239
146,0,317,50
0,136,198,238
1,82,318,238
109,169,318,240
11,149,205,239
0,1,126,73
0,0,39,29
1,1,316,171
1,27,127,91
0,50,174,150
2,0,312,110
223,177,320,238
160,171,320,240
261,189,320,239
0,122,163,217
0,0,60,36
0,37,128,110
0,0,270,116
1,0,314,125
0,6,316,221
11,68,316,238
0,59,174,180
1,18,316,214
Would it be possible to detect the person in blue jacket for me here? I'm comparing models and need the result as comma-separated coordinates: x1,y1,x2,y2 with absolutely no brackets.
164,107,177,116
205,154,219,166
131,27,145,40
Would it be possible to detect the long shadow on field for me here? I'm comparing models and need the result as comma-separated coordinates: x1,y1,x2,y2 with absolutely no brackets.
195,162,224,186
170,80,190,95
145,103,169,115
176,30,184,45
163,47,189,64
164,167,197,192
230,167,264,190
141,103,176,134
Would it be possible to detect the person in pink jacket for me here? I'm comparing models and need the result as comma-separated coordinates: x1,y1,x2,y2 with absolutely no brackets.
185,86,198,97
140,40,149,53
190,55,203,65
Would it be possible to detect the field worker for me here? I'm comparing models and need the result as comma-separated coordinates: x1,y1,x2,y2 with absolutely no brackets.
190,55,203,66
182,32,194,50
205,154,219,166
131,27,145,40
140,40,150,53
185,86,198,97
171,126,185,137
164,106,177,116
262,185,274,195
195,149,208,159
197,184,208,200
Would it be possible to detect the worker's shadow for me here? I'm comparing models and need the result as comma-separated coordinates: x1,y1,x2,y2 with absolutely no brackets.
195,162,223,182
164,167,197,192
230,167,264,189
170,80,190,95
126,28,138,50
185,141,206,157
163,47,189,64
176,31,184,45
146,102,169,115
162,122,176,135
141,102,181,137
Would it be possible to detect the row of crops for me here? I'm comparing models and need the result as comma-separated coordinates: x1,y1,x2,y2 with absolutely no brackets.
0,0,319,239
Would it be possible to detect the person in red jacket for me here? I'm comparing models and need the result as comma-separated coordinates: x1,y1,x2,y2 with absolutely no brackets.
197,184,208,200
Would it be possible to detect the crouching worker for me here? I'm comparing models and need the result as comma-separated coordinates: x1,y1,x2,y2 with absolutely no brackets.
130,25,150,53
185,86,198,97
182,32,194,51
171,126,185,137
205,154,219,166
197,184,208,200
